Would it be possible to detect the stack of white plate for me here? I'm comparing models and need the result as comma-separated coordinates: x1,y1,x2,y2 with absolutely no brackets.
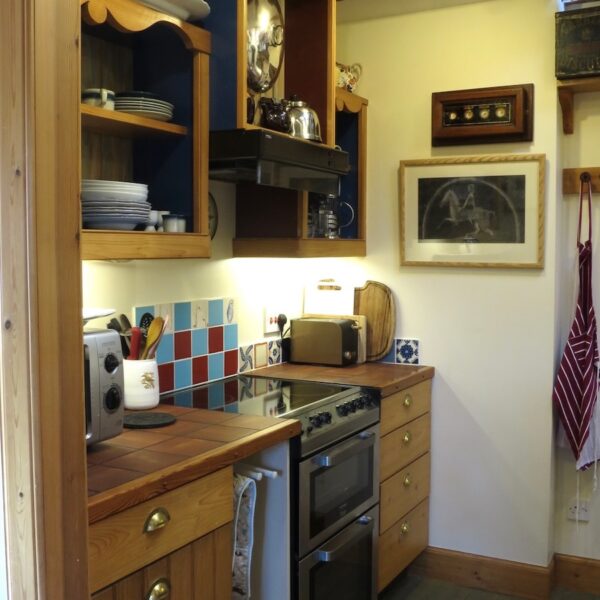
81,179,151,230
115,92,174,122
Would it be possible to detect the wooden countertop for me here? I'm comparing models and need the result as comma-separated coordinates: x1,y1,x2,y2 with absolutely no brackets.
86,404,300,524
249,362,435,397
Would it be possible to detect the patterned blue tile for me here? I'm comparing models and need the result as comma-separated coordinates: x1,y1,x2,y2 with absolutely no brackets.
223,324,238,351
208,299,224,326
224,298,236,324
380,344,396,364
156,332,174,364
208,352,224,381
239,345,253,372
174,359,192,389
174,302,192,331
192,328,208,356
396,338,419,365
268,339,282,365
135,305,154,327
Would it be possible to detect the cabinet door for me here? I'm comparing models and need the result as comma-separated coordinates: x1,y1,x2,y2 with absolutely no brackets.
92,522,232,600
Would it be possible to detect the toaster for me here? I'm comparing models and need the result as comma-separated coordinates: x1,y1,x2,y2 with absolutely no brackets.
84,329,124,446
290,317,359,366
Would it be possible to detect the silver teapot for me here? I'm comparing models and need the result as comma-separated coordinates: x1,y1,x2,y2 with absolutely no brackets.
285,95,322,143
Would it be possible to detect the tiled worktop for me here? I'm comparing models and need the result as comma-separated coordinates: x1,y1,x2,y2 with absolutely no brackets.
86,403,300,523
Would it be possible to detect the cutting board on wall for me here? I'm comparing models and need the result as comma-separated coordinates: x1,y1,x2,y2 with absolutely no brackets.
354,281,396,361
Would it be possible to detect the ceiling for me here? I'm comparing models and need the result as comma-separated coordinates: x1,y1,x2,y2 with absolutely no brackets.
337,0,492,23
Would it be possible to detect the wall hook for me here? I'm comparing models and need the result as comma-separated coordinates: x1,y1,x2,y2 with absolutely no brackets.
580,171,591,184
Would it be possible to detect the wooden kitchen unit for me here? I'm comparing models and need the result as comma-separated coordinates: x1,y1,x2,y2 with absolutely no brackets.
87,405,300,597
250,361,435,591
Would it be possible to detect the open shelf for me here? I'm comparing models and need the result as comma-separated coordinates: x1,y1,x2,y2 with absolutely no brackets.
81,230,210,260
557,76,600,134
81,104,188,137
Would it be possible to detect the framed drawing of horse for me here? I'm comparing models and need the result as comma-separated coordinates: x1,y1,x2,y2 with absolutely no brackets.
399,154,545,268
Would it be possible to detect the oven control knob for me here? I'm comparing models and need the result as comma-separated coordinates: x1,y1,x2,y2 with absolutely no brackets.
357,397,366,409
336,404,347,416
306,425,313,434
309,415,323,428
104,352,120,374
320,411,332,424
348,401,357,413
104,385,122,412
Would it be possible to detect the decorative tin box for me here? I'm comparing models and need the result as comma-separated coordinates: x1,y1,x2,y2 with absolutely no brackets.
556,7,600,79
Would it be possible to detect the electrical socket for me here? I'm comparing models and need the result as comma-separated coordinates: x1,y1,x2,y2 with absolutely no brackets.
263,306,281,335
567,497,591,521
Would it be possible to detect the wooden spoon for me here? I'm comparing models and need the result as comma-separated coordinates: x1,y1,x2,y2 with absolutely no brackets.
141,316,164,360
146,314,169,360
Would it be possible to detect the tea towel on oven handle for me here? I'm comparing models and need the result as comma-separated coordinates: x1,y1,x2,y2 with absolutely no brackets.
232,473,257,600
553,174,599,467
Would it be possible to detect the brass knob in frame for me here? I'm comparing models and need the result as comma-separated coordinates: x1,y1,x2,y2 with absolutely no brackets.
403,394,412,408
403,474,412,487
402,431,412,444
145,578,170,600
143,507,171,533
400,522,410,535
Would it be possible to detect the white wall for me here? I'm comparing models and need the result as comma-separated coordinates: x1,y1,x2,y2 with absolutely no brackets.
82,0,599,568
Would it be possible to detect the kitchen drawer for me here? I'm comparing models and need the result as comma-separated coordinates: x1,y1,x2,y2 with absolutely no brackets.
380,412,430,482
89,467,233,593
378,498,429,593
380,380,431,437
380,452,430,534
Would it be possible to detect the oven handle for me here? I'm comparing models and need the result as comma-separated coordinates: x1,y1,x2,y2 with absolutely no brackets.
311,430,376,468
313,514,374,563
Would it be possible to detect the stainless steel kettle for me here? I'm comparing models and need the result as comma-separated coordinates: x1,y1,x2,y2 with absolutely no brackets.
286,96,322,142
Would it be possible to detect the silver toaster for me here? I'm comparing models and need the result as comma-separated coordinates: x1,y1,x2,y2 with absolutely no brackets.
84,329,124,445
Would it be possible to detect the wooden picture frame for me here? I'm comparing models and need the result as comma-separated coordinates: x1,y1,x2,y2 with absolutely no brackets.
399,154,545,268
431,84,534,146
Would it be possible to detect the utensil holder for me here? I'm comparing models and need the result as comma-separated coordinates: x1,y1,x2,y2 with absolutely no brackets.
123,359,160,410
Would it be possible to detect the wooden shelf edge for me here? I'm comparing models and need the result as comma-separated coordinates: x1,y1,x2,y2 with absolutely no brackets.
563,167,600,194
335,87,368,113
232,237,366,258
81,230,211,259
557,76,600,135
81,104,188,137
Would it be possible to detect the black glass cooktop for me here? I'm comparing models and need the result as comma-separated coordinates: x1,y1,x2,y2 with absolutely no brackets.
160,375,353,418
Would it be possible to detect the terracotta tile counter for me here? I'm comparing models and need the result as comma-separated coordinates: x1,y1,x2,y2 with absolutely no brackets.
86,404,300,524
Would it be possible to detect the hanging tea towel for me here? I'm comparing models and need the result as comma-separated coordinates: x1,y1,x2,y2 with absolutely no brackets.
232,473,257,600
553,175,599,466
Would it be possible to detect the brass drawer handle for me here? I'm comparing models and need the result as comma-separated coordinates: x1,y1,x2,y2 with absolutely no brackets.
145,577,170,600
403,474,412,487
143,507,171,533
402,431,412,444
400,522,410,535
403,394,412,408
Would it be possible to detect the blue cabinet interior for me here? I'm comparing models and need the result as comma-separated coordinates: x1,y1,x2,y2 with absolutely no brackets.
335,110,360,239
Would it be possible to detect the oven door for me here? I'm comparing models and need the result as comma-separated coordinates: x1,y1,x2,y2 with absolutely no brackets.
299,424,379,556
298,505,378,600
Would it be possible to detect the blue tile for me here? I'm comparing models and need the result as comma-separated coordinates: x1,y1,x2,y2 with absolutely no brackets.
208,383,225,409
192,328,208,356
175,390,193,408
174,359,192,390
223,324,238,351
174,302,192,331
156,332,174,364
224,402,238,413
208,299,224,326
208,352,224,381
396,338,419,365
380,344,396,363
135,305,154,327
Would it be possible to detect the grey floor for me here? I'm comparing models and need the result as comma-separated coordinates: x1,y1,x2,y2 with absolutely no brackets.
378,573,600,600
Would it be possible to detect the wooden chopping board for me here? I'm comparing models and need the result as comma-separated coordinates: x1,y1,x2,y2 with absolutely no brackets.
354,280,395,361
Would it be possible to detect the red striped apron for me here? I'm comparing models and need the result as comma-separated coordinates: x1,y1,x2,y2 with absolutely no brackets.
553,179,598,462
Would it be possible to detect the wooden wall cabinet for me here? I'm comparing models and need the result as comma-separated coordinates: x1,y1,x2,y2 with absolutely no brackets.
378,380,432,592
80,0,212,260
89,467,233,597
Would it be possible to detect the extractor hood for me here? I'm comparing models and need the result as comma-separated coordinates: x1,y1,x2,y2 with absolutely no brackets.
209,129,350,196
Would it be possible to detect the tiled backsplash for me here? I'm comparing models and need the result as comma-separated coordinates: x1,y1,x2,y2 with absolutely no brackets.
134,297,282,394
380,338,420,365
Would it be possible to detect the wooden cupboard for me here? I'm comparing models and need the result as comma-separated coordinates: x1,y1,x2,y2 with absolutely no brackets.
80,0,212,260
378,379,432,592
89,467,233,596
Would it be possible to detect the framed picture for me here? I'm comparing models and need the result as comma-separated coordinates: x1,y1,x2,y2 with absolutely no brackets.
431,84,534,146
399,154,545,268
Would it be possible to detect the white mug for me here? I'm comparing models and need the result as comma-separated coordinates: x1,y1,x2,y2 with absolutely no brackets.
82,87,115,110
163,214,179,233
123,359,160,410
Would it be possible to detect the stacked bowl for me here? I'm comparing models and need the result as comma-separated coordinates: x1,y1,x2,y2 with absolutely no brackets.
115,91,174,122
81,180,151,230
